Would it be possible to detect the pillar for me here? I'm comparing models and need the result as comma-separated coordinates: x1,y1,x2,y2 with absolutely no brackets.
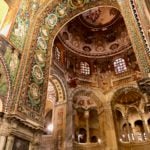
0,117,9,150
84,110,90,143
139,111,149,140
124,115,132,142
0,135,7,150
65,100,73,150
130,123,136,141
5,135,14,150
104,102,118,150
29,142,33,150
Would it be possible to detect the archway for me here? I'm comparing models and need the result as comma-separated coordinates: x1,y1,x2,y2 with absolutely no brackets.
9,1,150,150
13,0,149,124
111,86,150,149
12,0,120,122
72,89,103,147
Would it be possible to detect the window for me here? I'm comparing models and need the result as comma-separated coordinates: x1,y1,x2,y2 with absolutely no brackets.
114,58,127,74
55,46,61,61
80,62,90,75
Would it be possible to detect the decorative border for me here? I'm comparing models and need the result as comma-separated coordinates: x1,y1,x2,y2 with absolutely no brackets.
130,0,150,56
0,53,11,112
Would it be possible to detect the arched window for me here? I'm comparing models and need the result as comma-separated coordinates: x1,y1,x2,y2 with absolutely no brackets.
80,62,90,75
54,46,61,62
113,58,127,74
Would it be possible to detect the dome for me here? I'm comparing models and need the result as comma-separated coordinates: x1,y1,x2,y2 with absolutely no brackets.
58,6,131,58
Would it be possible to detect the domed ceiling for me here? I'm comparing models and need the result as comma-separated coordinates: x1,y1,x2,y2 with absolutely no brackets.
58,6,131,58
115,88,142,105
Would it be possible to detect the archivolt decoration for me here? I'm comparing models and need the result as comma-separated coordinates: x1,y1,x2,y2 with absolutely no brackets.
50,77,65,103
130,0,150,56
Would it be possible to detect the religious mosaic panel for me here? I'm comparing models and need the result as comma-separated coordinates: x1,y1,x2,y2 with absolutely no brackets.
0,36,21,82
0,60,8,97
9,0,34,50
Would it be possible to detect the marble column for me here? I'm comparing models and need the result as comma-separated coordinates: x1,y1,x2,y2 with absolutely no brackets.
124,116,132,142
73,109,79,142
130,123,136,141
5,135,14,150
84,110,90,143
0,135,7,150
104,102,118,150
65,100,73,150
139,112,149,140
29,142,33,150
0,118,9,150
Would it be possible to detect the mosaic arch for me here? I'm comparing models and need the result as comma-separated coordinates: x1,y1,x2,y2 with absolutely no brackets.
14,0,148,123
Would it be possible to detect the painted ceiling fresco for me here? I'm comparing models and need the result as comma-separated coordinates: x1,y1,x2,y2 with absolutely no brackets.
81,7,120,28
58,6,131,58
10,0,38,50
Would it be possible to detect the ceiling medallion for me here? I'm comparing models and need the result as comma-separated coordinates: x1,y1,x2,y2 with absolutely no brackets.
32,65,43,83
35,50,46,67
45,13,58,29
37,37,47,50
56,4,67,18
40,25,49,39
28,83,40,100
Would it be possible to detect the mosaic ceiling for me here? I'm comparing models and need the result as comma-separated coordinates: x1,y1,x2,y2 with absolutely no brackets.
58,6,131,58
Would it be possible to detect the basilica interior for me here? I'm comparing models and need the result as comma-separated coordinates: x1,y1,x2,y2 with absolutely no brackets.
0,0,150,150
